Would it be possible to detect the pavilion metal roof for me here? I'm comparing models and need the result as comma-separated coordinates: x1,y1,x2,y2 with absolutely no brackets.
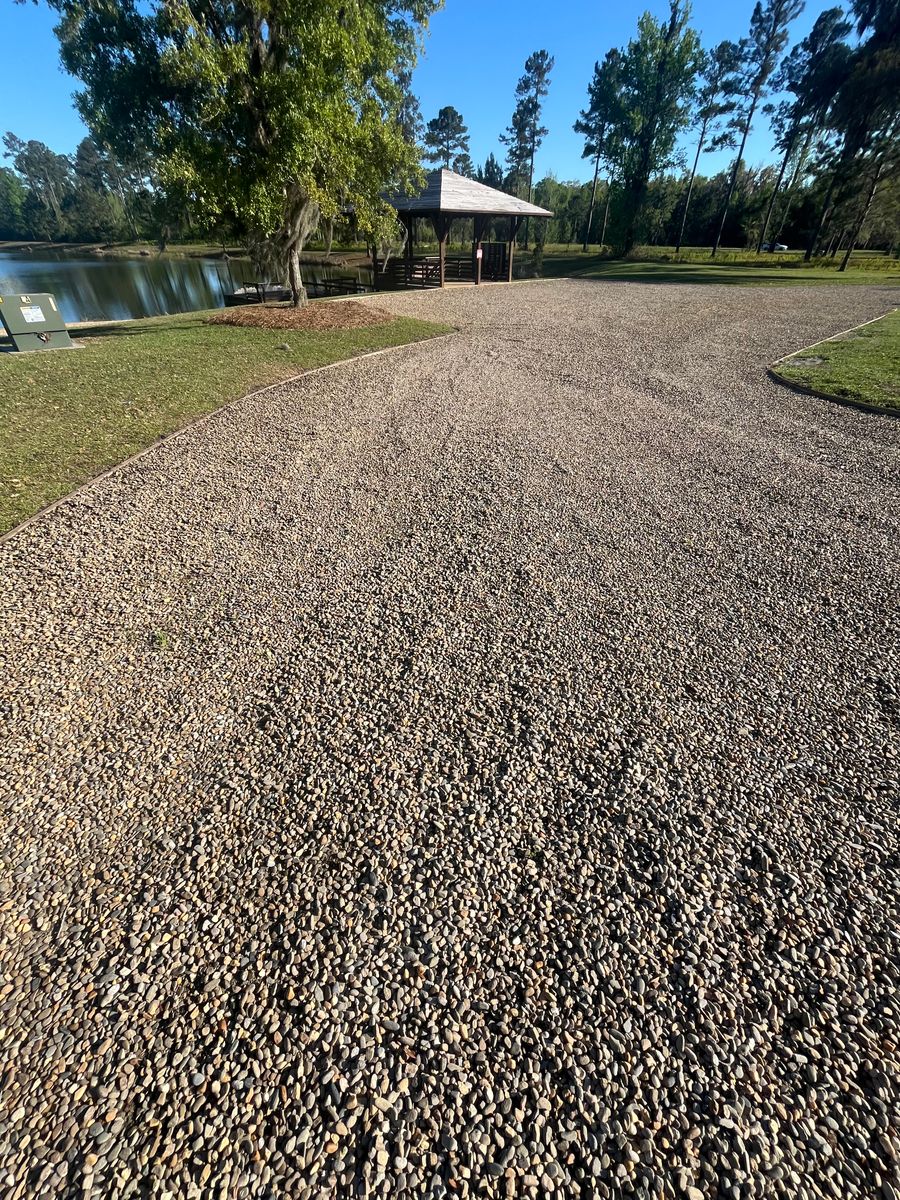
388,169,553,218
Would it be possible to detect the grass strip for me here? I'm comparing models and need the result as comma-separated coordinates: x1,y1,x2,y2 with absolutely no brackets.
772,309,899,414
0,307,451,534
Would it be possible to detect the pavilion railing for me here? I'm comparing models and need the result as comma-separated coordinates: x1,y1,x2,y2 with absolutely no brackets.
374,244,511,290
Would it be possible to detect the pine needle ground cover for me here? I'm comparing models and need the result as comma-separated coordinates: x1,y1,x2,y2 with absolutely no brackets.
207,300,395,331
0,307,450,534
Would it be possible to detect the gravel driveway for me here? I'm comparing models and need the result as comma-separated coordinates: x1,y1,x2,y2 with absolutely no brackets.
2,280,899,1200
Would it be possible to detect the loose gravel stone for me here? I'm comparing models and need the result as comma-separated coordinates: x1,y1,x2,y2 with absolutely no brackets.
1,279,898,1199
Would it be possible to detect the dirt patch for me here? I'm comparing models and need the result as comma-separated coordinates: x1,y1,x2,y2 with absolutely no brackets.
208,301,394,332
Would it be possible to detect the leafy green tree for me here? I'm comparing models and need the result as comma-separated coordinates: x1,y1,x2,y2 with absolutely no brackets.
501,104,534,199
452,152,475,177
617,1,701,254
72,137,107,194
825,120,900,268
643,173,684,243
821,0,900,269
756,8,851,252
69,136,131,240
861,167,900,255
501,49,554,245
675,40,742,252
37,0,438,303
0,167,26,238
476,153,504,189
65,180,122,240
18,188,61,240
423,106,471,169
574,48,625,250
396,69,424,149
2,134,73,235
711,0,805,256
560,183,593,247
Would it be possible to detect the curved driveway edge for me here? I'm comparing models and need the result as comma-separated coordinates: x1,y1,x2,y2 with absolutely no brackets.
0,331,459,548
766,363,900,418
1,280,898,1200
765,309,900,420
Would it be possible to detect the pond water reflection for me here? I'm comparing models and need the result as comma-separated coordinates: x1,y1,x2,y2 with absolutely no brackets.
0,249,373,324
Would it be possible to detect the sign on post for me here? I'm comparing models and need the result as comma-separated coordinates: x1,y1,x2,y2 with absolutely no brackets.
0,293,73,352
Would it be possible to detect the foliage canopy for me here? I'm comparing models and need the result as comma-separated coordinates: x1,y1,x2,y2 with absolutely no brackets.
34,0,440,301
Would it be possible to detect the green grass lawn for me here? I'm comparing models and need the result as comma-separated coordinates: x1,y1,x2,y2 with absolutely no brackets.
0,308,450,534
773,309,900,414
531,246,900,288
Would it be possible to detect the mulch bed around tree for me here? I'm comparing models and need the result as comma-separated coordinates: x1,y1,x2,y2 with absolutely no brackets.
208,301,395,332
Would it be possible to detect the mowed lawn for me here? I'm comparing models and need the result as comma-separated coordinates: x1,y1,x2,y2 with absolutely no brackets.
0,308,450,534
773,308,900,413
535,246,900,288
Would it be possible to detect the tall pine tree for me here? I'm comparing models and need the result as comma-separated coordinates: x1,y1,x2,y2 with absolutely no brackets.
574,49,625,251
675,40,742,253
501,49,554,246
423,106,471,170
711,0,805,256
617,1,700,254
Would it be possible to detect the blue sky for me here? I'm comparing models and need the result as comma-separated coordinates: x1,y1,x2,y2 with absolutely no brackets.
2,0,837,181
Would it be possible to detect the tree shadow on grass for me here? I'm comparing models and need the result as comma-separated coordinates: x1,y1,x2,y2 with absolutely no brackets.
534,254,899,288
73,319,210,339
574,267,821,286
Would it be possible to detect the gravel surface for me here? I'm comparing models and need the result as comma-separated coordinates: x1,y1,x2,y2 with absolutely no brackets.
1,279,899,1200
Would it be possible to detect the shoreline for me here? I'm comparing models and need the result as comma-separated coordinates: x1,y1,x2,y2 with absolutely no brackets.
0,239,370,267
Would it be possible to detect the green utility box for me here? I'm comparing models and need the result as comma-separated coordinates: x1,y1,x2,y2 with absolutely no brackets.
0,293,73,351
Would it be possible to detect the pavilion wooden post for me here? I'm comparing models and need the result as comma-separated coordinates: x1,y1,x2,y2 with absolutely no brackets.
507,217,524,283
473,216,487,285
437,215,450,288
403,214,414,287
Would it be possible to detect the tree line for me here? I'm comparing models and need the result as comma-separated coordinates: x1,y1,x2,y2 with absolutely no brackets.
412,0,898,264
4,0,899,290
0,132,211,247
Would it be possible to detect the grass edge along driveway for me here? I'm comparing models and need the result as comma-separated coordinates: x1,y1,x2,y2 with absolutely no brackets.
772,308,900,415
0,308,452,535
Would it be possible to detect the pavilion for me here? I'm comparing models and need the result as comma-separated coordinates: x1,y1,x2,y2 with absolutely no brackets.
377,168,553,290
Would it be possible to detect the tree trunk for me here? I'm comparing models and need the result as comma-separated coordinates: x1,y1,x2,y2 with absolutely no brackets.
600,182,612,248
108,156,139,240
774,131,812,243
712,100,755,257
756,130,795,254
805,169,837,262
288,245,307,307
524,144,535,251
676,129,705,255
583,150,601,252
839,159,883,273
622,181,646,256
273,184,319,305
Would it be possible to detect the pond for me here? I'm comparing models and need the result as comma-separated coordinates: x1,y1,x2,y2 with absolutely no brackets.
0,248,373,324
